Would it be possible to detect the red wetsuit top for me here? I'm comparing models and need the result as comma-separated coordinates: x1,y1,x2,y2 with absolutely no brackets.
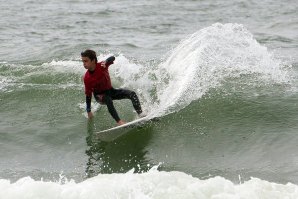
84,56,115,112
84,61,113,97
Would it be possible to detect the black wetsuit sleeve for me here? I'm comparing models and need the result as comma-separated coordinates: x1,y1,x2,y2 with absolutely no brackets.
86,96,91,112
105,56,115,65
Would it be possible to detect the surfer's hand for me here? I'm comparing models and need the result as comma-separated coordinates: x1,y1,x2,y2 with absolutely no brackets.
100,61,106,68
87,112,93,119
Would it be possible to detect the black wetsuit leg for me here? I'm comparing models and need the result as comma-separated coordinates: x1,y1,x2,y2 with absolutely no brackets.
95,88,143,122
109,88,143,115
102,94,121,122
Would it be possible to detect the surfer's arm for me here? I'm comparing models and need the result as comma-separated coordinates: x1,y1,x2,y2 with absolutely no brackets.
100,56,115,68
84,76,93,118
86,95,93,119
84,82,92,113
86,95,91,112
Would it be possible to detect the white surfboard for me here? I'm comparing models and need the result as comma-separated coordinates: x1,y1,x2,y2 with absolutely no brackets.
96,116,151,142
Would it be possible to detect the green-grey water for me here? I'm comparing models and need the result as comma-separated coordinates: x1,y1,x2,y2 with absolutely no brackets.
1,0,298,198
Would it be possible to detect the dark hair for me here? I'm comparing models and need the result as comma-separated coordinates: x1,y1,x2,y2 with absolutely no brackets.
81,49,97,63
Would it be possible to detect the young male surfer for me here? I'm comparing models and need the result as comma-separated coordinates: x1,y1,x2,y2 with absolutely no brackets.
81,49,144,125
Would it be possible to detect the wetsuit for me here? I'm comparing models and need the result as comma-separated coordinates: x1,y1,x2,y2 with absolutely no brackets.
84,56,142,122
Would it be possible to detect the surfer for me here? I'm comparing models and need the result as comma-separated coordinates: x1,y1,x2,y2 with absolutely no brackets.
81,49,145,125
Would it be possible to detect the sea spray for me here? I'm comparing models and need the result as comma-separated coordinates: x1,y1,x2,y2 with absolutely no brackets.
152,23,289,116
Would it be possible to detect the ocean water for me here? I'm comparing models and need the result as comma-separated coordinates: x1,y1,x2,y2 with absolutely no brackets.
1,0,298,198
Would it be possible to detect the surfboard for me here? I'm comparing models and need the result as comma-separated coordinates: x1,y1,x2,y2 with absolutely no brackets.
96,116,151,142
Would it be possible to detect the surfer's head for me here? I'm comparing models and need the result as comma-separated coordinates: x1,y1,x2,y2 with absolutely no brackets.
81,49,97,70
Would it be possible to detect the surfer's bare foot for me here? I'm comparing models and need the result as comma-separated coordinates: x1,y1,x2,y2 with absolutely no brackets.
117,120,126,126
138,112,147,118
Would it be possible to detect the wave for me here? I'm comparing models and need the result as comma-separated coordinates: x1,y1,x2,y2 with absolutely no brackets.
0,23,292,119
0,60,90,92
1,167,297,199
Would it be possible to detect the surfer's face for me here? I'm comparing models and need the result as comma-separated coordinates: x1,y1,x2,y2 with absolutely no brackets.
81,56,96,71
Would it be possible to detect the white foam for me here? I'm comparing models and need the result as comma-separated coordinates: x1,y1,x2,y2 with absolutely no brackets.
1,169,297,199
41,60,85,75
108,54,157,115
78,102,101,118
0,76,13,91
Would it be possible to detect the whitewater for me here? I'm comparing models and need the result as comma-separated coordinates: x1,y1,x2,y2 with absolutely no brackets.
1,167,298,199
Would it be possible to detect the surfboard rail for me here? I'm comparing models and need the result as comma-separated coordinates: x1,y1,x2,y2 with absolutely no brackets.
96,116,151,142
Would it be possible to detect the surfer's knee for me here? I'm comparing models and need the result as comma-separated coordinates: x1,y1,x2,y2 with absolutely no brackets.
103,95,112,104
129,91,137,99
